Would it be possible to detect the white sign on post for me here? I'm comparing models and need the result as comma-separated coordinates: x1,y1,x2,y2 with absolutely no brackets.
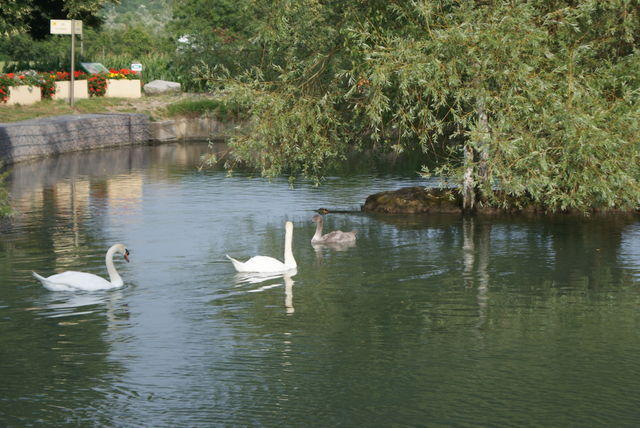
131,63,143,72
50,20,82,35
51,19,82,107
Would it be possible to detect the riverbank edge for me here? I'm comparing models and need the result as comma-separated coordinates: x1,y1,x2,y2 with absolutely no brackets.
361,186,640,216
0,114,241,165
0,113,149,164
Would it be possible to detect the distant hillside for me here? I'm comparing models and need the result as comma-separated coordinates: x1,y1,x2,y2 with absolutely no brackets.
101,0,172,29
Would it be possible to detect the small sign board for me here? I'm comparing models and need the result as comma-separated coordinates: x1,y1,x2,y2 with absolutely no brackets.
50,19,82,35
131,63,143,72
80,62,110,74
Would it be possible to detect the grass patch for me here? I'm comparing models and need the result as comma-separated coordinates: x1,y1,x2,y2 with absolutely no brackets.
165,98,248,120
165,98,223,117
0,95,185,123
0,98,132,122
0,93,246,123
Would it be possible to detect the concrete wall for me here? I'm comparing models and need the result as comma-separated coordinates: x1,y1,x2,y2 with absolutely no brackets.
0,113,149,164
149,117,244,142
105,79,142,98
53,80,89,100
7,86,41,106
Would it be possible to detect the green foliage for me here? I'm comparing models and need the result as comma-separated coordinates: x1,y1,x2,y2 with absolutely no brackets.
101,0,172,28
0,29,176,83
91,53,178,83
169,0,263,91
204,0,640,212
0,0,33,37
1,0,117,40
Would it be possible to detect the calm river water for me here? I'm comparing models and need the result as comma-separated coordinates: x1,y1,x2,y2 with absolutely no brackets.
1,143,639,426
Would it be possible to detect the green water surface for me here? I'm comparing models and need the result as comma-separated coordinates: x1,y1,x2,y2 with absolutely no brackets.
1,143,639,426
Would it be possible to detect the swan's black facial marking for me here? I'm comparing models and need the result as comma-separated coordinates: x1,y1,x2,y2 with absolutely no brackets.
124,248,130,263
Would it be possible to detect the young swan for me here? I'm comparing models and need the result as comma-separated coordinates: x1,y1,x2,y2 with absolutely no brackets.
311,214,357,244
32,244,131,291
227,221,297,273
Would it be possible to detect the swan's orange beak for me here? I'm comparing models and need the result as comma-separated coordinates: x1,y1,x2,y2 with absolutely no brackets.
124,249,130,263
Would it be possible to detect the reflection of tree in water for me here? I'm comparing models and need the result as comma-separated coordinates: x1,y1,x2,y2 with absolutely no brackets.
212,213,640,424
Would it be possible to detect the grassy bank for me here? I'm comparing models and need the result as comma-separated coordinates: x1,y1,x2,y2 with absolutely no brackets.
0,94,206,123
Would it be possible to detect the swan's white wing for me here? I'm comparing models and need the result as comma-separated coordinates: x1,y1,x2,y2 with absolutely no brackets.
227,255,286,273
33,271,116,291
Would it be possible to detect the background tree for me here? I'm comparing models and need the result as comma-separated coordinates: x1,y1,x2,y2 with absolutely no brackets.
0,0,33,36
204,0,639,212
15,0,117,40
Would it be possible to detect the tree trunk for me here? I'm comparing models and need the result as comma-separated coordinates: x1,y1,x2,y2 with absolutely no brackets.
476,96,490,186
462,142,475,211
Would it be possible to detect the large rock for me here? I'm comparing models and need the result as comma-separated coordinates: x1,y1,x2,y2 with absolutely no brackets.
143,79,182,95
362,187,462,214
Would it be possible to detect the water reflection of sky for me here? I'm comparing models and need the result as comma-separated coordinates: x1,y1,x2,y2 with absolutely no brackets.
620,223,640,277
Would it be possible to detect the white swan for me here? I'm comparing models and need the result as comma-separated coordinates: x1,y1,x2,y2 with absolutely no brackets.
227,221,297,273
32,244,130,291
311,214,357,244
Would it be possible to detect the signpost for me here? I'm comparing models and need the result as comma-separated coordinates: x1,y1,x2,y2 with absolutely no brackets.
131,63,143,84
50,19,82,107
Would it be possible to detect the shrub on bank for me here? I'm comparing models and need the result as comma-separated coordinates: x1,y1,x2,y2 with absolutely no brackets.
165,98,249,120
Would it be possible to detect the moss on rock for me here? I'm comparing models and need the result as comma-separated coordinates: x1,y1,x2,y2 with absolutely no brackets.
362,187,462,214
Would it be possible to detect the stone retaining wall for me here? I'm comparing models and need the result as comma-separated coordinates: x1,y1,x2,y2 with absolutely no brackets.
149,117,243,142
0,113,149,164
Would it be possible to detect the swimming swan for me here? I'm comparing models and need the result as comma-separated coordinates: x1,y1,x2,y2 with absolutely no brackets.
227,221,297,273
311,214,356,244
32,244,130,291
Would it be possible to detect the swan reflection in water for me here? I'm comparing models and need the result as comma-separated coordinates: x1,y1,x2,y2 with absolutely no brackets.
312,240,356,265
234,269,297,314
29,288,129,328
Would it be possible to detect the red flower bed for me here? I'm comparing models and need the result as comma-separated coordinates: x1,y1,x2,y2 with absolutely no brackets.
1,68,138,102
88,74,108,97
50,71,87,81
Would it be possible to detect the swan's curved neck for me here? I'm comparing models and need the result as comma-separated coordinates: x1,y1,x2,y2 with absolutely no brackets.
284,224,296,268
312,218,324,241
105,246,123,286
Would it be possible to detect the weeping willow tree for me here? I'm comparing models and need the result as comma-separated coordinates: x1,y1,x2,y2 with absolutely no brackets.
200,0,640,213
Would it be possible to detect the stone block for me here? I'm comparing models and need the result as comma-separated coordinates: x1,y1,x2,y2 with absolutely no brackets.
105,79,142,98
53,80,89,100
150,120,178,142
144,80,181,95
6,85,41,105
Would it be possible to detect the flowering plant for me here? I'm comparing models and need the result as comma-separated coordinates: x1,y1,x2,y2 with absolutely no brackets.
0,73,42,103
0,75,13,103
40,74,56,99
88,73,108,97
107,68,140,80
49,71,88,81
